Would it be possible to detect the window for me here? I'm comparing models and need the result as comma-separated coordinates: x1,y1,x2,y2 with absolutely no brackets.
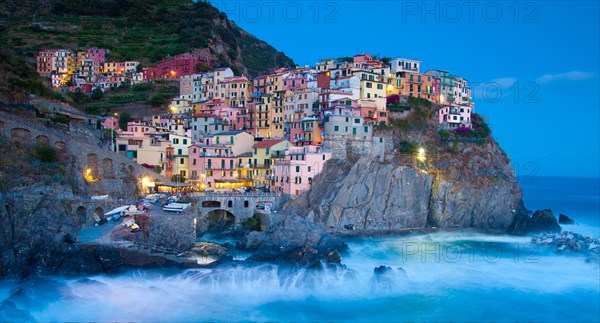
179,158,184,165
295,166,300,173
322,154,326,160
377,84,383,90
366,82,372,88
334,125,339,132
183,139,187,145
364,126,369,133
308,166,312,172
354,118,360,124
178,149,182,155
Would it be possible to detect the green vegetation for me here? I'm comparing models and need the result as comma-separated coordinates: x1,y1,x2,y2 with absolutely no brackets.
241,215,261,231
50,113,69,124
107,93,146,104
118,112,132,130
398,140,419,154
35,144,58,163
84,102,116,115
1,0,295,78
2,54,65,102
146,93,171,107
132,82,153,91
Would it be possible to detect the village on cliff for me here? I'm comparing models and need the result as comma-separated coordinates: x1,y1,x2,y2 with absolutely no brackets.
36,48,475,197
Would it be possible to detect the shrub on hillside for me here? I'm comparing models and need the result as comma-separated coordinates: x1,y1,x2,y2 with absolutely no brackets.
36,144,57,163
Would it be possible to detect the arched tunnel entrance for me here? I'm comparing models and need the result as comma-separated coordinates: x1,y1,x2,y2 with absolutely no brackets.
204,209,236,235
76,206,87,228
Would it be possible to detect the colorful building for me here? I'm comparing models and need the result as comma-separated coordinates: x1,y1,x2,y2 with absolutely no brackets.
272,145,332,197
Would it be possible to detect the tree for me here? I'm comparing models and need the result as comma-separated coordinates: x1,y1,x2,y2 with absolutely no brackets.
196,62,211,73
91,88,103,100
118,112,132,130
36,144,57,163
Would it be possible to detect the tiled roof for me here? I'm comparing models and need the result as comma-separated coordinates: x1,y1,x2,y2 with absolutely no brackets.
254,139,285,149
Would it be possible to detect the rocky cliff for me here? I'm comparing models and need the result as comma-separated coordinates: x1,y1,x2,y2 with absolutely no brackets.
287,99,529,234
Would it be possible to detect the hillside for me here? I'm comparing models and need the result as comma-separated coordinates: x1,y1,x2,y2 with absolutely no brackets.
0,0,295,76
0,0,295,105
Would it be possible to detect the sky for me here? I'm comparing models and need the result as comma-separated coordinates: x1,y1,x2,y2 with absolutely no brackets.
211,0,600,178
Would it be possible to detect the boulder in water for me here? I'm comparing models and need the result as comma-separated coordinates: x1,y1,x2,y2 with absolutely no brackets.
191,242,227,257
509,209,561,235
0,300,35,322
531,209,561,233
558,214,576,225
369,265,399,291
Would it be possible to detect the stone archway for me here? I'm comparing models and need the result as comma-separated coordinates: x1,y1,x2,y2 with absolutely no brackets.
10,128,31,142
205,209,236,231
54,141,65,150
36,135,50,145
87,153,100,178
102,158,114,178
76,206,87,227
94,207,104,221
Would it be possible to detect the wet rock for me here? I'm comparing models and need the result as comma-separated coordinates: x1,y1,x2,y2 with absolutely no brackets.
509,209,561,235
0,300,35,322
530,209,562,233
532,231,600,256
191,242,227,258
369,265,398,291
558,214,576,225
374,265,393,276
242,214,348,265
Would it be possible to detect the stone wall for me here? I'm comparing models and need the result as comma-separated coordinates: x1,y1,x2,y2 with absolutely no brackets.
323,134,385,161
0,111,167,198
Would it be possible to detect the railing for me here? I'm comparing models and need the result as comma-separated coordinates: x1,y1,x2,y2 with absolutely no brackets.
193,192,281,198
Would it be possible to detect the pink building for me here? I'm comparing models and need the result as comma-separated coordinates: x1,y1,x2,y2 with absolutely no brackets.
272,145,332,197
283,71,308,91
353,53,373,63
438,105,473,129
85,47,109,63
143,52,211,80
188,144,251,190
104,116,119,130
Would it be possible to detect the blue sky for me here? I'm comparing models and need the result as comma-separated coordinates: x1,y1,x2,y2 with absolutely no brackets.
212,0,599,177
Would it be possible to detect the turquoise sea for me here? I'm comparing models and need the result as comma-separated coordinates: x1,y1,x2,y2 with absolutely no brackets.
1,177,599,322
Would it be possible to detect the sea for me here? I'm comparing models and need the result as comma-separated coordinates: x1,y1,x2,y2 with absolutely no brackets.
1,176,599,322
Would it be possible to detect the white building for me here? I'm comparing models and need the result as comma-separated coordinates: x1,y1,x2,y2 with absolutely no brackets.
390,58,421,74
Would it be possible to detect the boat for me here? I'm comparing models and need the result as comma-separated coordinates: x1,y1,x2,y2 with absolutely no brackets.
143,194,161,203
162,202,191,212
121,219,136,227
91,195,109,200
104,205,135,217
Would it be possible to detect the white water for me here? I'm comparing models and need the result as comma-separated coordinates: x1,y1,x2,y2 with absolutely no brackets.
1,231,598,322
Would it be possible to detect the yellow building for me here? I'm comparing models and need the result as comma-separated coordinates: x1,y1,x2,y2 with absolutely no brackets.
250,139,291,187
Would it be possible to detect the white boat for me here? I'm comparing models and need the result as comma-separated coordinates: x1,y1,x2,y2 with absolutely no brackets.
162,203,191,212
91,195,109,200
104,205,132,217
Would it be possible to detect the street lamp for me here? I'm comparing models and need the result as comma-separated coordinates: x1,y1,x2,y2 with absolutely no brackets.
417,147,426,162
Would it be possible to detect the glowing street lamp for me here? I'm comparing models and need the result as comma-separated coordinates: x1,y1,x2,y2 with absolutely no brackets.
417,147,426,162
